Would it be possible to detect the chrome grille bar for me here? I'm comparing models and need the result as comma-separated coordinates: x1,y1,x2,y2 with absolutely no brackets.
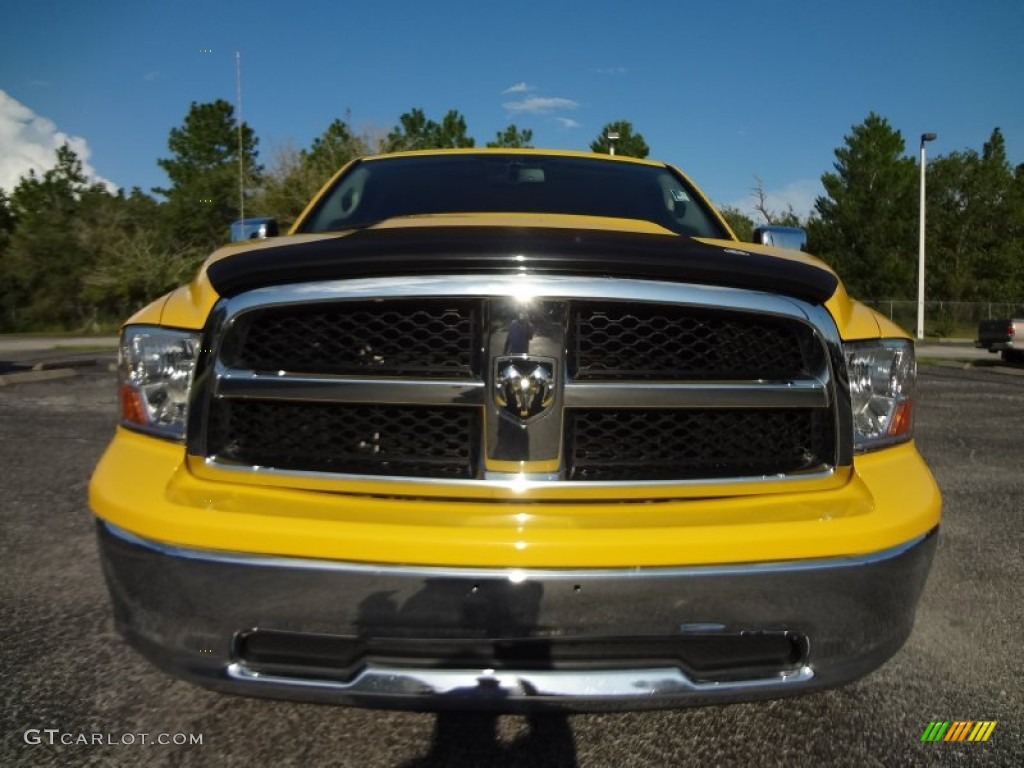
214,374,827,409
563,380,828,409
215,374,485,406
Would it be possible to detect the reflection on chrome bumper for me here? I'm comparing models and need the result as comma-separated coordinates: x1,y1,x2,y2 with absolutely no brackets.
96,521,937,712
225,661,815,703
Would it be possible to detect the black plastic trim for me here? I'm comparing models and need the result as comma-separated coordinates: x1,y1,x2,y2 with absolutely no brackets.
206,227,839,304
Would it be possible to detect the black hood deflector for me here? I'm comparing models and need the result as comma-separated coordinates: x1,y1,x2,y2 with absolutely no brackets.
207,226,838,304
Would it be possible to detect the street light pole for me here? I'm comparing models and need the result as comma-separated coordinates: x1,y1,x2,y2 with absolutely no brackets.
606,131,620,156
917,132,937,340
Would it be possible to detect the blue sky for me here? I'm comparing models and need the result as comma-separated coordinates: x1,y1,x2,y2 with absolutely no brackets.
2,0,1022,219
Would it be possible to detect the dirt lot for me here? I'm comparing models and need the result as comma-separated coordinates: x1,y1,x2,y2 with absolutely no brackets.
1,365,1021,767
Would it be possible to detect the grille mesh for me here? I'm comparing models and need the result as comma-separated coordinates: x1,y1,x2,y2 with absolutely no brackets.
205,296,836,483
571,304,813,379
567,408,834,481
222,300,478,376
207,400,479,478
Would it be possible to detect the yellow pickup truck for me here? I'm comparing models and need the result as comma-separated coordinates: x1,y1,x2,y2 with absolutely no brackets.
90,149,940,711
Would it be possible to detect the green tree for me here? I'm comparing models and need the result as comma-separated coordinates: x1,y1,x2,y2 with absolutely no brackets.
749,177,803,227
0,189,13,244
0,188,18,328
155,99,261,250
926,149,981,301
249,144,309,230
305,118,366,176
972,129,1023,300
589,120,649,158
80,187,205,323
1,144,99,329
1012,159,1024,299
926,128,1024,302
384,108,475,152
487,124,534,148
717,205,756,241
807,113,917,298
253,117,370,228
0,142,213,331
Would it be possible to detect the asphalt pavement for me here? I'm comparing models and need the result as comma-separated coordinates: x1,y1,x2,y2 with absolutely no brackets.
0,351,1021,767
0,336,118,379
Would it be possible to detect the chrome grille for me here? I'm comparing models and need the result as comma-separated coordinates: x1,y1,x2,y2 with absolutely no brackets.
191,276,848,496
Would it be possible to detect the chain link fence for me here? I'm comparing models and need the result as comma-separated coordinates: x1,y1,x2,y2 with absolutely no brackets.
861,300,1024,338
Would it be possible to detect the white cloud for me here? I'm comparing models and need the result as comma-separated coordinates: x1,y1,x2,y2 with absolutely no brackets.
143,71,161,82
724,178,822,223
0,90,117,193
593,66,627,75
503,96,580,115
502,82,531,94
554,117,581,129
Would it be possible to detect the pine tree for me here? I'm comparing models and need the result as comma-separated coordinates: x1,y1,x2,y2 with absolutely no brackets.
589,121,650,158
155,99,261,250
384,108,475,152
808,113,917,298
487,124,534,148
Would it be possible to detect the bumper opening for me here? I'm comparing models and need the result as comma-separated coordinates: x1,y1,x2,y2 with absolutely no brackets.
236,628,807,684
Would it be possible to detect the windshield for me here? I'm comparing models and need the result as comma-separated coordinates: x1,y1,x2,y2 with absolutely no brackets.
296,153,729,238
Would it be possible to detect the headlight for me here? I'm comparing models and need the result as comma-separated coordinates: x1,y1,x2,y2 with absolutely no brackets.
844,339,915,451
119,325,200,440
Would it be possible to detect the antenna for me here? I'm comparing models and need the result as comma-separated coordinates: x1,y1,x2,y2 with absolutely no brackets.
236,50,244,222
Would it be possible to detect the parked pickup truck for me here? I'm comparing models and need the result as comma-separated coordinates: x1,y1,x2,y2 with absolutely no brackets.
977,315,1024,363
90,148,940,712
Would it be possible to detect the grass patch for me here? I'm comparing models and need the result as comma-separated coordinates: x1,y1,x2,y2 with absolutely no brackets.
53,343,118,352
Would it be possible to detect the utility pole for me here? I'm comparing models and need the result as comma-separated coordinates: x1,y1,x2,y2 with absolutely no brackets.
236,51,244,223
606,131,620,156
917,132,937,340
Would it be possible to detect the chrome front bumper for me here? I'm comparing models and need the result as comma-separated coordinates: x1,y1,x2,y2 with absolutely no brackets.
96,521,937,712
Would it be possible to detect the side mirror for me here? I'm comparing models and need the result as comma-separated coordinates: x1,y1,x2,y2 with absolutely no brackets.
753,225,807,252
230,217,279,242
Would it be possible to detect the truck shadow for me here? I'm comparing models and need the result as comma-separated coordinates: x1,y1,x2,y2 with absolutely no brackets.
357,579,579,767
401,711,578,768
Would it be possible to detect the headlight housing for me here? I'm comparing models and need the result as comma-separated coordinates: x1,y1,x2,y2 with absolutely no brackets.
843,339,915,451
119,325,200,440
